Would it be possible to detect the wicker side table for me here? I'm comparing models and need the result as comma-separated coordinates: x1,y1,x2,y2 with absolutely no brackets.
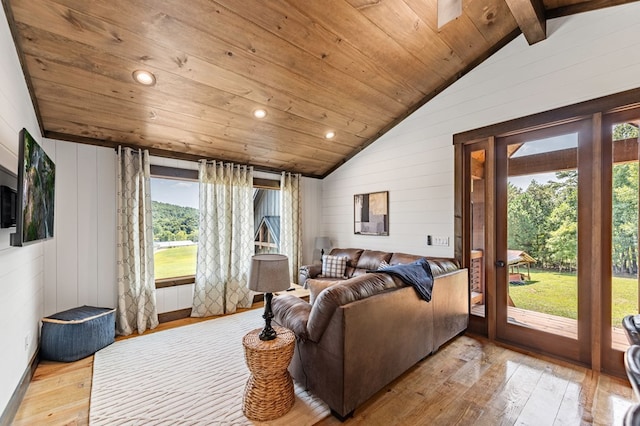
242,326,296,421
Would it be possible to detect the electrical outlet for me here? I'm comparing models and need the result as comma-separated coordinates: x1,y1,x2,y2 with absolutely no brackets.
24,333,30,351
432,236,449,246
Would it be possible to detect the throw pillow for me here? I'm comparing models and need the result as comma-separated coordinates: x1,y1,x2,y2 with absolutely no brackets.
322,254,347,278
377,260,389,270
307,279,342,305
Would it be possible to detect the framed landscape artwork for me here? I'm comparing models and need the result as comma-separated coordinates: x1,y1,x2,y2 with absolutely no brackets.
354,191,388,236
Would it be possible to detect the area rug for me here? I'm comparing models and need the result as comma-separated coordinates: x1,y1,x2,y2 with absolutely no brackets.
89,309,329,425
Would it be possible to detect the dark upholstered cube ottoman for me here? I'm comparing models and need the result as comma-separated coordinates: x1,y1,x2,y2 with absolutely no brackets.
40,305,116,362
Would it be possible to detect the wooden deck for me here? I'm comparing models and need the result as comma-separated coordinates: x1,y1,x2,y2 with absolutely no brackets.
471,304,629,351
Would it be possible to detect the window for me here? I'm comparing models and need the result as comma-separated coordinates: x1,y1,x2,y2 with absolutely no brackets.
253,188,280,254
149,168,281,283
150,176,199,281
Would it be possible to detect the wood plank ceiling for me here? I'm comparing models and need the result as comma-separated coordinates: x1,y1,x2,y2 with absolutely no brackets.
3,0,637,178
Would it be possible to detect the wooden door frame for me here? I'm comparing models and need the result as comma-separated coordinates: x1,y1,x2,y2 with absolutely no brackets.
454,86,640,375
600,107,640,376
494,120,592,366
458,139,497,338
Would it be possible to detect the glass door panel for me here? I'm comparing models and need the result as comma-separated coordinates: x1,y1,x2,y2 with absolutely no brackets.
496,120,590,364
506,133,579,337
610,121,639,352
470,149,486,318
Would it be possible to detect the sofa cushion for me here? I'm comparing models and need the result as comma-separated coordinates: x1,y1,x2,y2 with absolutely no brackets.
321,254,347,278
355,250,393,273
426,258,460,276
389,253,459,277
389,252,423,266
307,278,343,304
328,248,364,277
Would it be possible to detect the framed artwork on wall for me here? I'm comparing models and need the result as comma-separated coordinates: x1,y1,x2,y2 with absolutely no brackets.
354,191,388,236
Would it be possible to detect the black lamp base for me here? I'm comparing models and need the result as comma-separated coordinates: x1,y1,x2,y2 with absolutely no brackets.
259,292,277,341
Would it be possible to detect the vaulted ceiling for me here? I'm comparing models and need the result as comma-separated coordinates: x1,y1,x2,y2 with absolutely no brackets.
3,0,637,178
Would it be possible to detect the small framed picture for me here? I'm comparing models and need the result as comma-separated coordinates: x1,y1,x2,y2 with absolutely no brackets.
354,191,388,236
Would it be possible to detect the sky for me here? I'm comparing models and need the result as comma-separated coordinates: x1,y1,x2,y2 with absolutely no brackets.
150,177,199,209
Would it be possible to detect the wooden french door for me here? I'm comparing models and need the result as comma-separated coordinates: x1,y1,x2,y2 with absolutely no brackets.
458,95,640,375
494,120,593,365
601,108,640,375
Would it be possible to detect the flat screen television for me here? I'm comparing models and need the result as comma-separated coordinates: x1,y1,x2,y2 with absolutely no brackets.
10,128,55,246
0,185,17,228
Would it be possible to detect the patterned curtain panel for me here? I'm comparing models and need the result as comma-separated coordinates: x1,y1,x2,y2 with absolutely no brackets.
280,172,302,283
192,161,254,317
116,147,158,335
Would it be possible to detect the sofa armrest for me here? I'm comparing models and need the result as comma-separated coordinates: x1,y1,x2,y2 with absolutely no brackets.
272,294,312,340
299,264,322,287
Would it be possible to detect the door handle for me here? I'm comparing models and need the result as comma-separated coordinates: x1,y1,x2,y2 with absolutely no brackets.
496,260,505,267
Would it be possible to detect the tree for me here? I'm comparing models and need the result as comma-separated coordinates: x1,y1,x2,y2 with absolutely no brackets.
151,201,199,242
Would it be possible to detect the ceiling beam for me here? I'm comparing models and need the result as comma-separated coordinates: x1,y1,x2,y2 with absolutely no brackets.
504,0,546,45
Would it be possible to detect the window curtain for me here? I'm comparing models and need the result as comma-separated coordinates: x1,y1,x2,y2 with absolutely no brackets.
280,172,302,283
192,161,254,317
116,147,158,335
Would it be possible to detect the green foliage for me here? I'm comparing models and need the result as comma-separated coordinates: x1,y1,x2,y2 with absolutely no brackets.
613,123,639,140
152,201,199,242
508,133,638,274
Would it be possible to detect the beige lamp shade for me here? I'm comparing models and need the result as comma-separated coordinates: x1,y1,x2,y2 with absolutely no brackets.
248,254,290,293
314,237,331,251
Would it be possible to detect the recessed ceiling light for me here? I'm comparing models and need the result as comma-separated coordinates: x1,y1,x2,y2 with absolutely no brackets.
132,69,156,86
253,109,267,119
325,131,335,139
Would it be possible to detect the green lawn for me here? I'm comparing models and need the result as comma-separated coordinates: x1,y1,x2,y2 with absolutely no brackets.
509,268,638,327
154,245,197,280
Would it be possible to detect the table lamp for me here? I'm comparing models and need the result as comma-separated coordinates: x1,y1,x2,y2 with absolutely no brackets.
248,254,290,341
315,236,332,257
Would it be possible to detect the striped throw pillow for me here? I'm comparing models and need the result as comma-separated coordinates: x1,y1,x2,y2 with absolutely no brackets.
321,255,347,278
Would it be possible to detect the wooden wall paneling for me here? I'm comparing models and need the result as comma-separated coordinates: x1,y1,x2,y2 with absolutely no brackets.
402,0,491,63
19,53,372,149
464,0,519,45
34,96,343,166
217,0,423,104
282,0,444,92
96,147,116,309
54,141,78,312
76,144,98,306
30,77,360,161
345,0,465,78
155,0,410,112
12,1,396,125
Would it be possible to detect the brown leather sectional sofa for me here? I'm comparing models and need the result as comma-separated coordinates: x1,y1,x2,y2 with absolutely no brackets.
273,248,469,420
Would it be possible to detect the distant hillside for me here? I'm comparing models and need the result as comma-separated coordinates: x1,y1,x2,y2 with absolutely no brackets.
152,201,198,242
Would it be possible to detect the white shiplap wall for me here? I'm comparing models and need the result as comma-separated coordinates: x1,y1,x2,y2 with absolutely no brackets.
0,4,46,414
322,3,640,258
42,141,117,316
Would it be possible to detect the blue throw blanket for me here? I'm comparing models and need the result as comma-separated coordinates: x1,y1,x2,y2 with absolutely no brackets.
372,258,434,302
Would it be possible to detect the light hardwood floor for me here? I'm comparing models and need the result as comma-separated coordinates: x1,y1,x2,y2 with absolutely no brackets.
12,309,637,426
